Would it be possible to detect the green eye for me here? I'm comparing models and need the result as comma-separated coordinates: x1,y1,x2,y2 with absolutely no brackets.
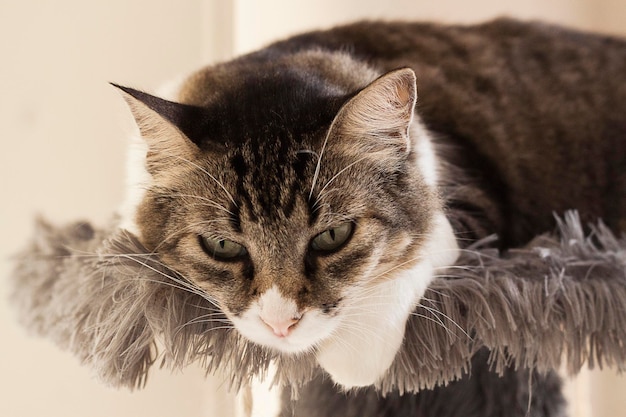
200,236,247,259
311,222,354,252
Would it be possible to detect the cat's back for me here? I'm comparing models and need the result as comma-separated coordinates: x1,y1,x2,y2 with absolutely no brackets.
270,19,626,243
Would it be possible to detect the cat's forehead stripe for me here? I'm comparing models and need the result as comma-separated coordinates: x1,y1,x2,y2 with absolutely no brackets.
228,147,316,223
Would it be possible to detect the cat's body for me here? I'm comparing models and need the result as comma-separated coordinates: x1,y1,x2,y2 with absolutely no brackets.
117,18,625,417
264,19,626,246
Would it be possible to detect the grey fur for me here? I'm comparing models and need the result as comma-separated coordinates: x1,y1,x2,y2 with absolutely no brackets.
280,352,567,417
9,211,626,398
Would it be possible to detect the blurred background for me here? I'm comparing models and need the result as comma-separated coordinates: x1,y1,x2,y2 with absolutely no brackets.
1,1,624,416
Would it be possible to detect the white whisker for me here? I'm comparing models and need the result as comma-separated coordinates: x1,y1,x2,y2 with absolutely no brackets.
174,155,237,207
112,254,220,306
308,124,333,201
169,193,234,216
313,156,368,209
417,304,472,340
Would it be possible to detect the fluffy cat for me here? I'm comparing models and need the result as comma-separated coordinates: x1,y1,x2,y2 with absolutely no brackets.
115,18,625,416
117,43,460,389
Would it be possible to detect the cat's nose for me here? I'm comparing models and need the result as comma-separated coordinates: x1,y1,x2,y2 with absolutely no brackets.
260,315,301,338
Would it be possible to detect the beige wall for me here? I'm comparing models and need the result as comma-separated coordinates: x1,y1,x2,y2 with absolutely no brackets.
230,0,625,55
0,2,235,417
1,1,624,416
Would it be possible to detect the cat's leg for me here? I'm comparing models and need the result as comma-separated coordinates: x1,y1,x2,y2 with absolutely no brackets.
316,262,433,387
316,212,459,388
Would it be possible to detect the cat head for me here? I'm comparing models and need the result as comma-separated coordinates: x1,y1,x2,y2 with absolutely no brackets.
115,55,458,385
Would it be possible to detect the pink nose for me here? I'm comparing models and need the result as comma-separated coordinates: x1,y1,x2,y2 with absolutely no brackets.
260,316,301,338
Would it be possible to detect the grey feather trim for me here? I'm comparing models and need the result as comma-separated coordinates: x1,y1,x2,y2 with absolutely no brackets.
9,211,626,393
380,211,626,393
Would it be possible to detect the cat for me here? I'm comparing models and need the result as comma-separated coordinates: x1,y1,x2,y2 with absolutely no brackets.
115,18,625,417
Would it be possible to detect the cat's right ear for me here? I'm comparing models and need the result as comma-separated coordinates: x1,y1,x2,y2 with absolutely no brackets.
327,68,417,159
111,83,202,175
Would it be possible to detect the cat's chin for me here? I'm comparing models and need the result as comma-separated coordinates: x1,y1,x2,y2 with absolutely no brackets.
245,329,323,355
253,338,316,355
235,322,336,355
228,299,341,355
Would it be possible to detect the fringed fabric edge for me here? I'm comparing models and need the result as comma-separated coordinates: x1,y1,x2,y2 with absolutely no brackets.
9,212,626,394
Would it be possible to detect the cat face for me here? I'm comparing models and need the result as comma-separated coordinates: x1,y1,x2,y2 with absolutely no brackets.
118,58,459,385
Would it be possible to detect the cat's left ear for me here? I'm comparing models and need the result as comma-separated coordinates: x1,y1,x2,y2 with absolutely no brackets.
111,84,205,175
328,68,417,156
